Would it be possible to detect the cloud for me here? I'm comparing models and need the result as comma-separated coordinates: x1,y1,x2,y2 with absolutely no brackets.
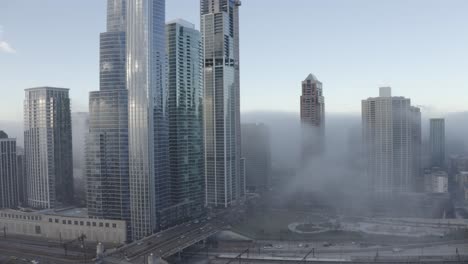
0,41,16,53
0,25,16,54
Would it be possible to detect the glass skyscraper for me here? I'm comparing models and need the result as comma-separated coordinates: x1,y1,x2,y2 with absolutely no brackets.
86,0,130,240
166,19,205,222
24,87,74,209
0,131,19,209
127,0,169,240
201,0,244,208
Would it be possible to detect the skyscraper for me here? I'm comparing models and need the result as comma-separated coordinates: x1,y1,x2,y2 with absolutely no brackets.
24,87,74,209
430,118,446,168
201,0,244,208
300,74,325,161
0,131,19,209
166,19,205,221
241,123,271,193
362,87,421,195
127,0,169,240
86,0,130,237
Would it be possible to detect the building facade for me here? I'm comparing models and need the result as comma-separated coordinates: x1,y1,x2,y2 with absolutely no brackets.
166,19,205,222
24,87,74,209
424,168,448,193
300,74,325,161
241,123,271,193
86,0,131,240
362,87,421,195
201,0,244,208
127,0,169,240
430,118,446,168
0,131,19,208
0,208,126,244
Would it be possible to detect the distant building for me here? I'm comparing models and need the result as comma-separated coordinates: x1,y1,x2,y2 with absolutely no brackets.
300,74,325,161
166,19,205,222
456,171,468,203
430,118,446,168
424,168,448,193
0,208,125,244
202,0,244,208
362,87,422,195
16,146,26,206
0,131,19,208
241,123,271,193
24,87,74,209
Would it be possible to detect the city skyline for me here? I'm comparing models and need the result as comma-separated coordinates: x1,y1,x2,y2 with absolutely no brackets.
2,0,468,122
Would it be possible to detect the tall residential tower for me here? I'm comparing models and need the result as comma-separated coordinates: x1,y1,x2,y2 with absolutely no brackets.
201,0,244,207
300,74,325,161
362,87,421,195
24,87,74,209
166,19,205,221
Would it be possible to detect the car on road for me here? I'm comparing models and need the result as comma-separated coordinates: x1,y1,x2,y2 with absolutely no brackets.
323,242,332,247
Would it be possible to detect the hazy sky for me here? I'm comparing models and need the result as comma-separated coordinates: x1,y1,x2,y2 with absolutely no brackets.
1,0,468,121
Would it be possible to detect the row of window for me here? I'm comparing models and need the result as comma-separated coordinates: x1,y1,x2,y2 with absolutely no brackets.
47,217,117,228
0,213,41,221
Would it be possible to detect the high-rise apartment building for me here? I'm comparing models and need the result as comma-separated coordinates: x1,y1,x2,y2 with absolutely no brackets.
127,0,169,240
166,19,205,222
241,123,271,193
86,0,130,239
24,87,74,209
201,0,244,208
0,131,19,209
430,118,446,168
300,74,325,161
362,87,421,195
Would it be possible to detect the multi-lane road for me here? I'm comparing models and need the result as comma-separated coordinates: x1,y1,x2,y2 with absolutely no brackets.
104,217,225,263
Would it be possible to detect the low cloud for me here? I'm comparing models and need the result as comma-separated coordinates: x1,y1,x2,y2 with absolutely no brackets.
0,41,16,53
0,26,16,54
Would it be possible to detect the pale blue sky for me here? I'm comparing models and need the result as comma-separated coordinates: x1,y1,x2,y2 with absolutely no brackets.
1,0,468,121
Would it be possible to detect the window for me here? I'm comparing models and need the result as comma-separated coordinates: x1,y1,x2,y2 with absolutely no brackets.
62,220,66,224
55,219,59,223
86,222,90,226
99,222,103,227
68,220,72,225
105,223,109,228
112,223,117,228
74,221,78,225
35,225,41,234
49,218,52,223
80,221,84,226
92,222,96,227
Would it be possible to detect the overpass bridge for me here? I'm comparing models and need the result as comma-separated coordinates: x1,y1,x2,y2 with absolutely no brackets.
103,220,224,263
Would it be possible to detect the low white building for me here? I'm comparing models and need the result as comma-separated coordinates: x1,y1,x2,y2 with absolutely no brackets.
0,208,126,245
424,168,448,193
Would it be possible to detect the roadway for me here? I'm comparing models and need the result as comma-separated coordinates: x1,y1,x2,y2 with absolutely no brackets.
104,217,227,263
